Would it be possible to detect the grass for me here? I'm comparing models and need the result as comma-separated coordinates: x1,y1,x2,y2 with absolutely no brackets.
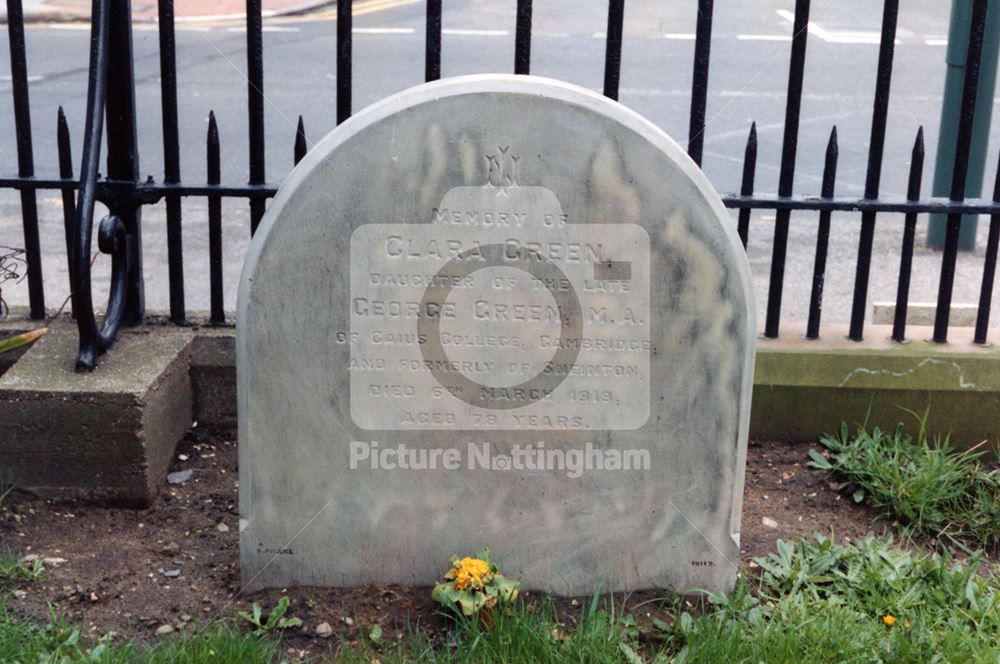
337,535,1000,663
337,596,640,663
0,535,997,662
809,416,1000,553
0,487,45,593
0,606,279,664
0,485,43,594
0,555,43,590
744,534,1000,662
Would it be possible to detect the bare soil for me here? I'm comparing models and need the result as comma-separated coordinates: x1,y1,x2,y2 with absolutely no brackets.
0,432,886,657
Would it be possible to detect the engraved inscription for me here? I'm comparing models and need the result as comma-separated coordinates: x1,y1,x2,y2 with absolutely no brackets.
350,181,650,430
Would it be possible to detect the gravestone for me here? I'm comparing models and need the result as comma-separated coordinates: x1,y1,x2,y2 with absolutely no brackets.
239,75,755,596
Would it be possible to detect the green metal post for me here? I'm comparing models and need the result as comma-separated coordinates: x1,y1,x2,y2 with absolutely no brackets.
928,0,1000,251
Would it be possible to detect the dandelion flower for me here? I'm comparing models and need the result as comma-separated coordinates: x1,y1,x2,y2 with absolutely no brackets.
883,615,896,627
452,557,490,590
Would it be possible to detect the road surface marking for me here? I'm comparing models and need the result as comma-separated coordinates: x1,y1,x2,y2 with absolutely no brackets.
42,23,90,30
738,34,791,42
226,26,300,32
776,9,900,45
355,0,419,16
177,0,419,25
0,75,44,82
925,38,947,46
592,31,606,39
663,33,696,40
442,28,509,36
353,27,415,34
296,0,418,20
176,10,278,23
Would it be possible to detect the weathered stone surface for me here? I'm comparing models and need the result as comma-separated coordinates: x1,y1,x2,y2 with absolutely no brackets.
0,324,193,506
239,75,755,595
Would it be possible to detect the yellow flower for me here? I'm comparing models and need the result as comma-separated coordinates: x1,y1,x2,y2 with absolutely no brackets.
454,568,472,590
883,615,896,627
453,557,490,590
903,619,911,629
461,557,490,578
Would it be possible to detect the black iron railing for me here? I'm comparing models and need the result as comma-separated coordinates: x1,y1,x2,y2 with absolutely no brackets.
2,0,999,371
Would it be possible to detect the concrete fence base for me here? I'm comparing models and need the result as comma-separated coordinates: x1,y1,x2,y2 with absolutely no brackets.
0,324,192,506
753,323,1000,450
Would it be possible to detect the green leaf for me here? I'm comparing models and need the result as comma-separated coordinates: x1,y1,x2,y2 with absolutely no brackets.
853,489,865,503
87,642,109,661
278,617,302,630
493,576,520,602
456,591,484,616
0,328,46,354
807,449,833,470
369,624,383,644
252,601,263,626
965,576,980,612
589,591,601,619
432,582,464,608
651,616,672,633
619,641,645,664
265,596,290,629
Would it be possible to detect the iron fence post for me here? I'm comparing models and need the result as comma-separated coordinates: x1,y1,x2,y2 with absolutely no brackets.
104,0,144,324
5,0,45,319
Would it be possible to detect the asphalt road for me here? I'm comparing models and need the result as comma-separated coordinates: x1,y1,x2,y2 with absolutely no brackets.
1,0,998,334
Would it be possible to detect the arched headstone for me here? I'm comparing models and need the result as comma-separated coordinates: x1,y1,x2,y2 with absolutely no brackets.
238,75,755,595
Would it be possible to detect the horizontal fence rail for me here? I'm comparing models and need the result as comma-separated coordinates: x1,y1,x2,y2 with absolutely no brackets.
2,0,1000,370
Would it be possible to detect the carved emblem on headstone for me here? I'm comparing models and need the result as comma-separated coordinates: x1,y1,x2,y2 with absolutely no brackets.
486,145,519,193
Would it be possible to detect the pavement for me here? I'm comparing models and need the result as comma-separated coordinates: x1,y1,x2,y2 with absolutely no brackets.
0,0,335,23
1,0,998,336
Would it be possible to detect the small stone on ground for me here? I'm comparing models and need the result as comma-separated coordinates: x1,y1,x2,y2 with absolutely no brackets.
166,470,193,485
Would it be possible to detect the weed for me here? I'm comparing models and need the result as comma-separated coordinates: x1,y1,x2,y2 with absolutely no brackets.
0,607,126,663
236,596,302,636
810,414,1000,552
0,554,44,588
1,537,998,662
144,623,280,663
